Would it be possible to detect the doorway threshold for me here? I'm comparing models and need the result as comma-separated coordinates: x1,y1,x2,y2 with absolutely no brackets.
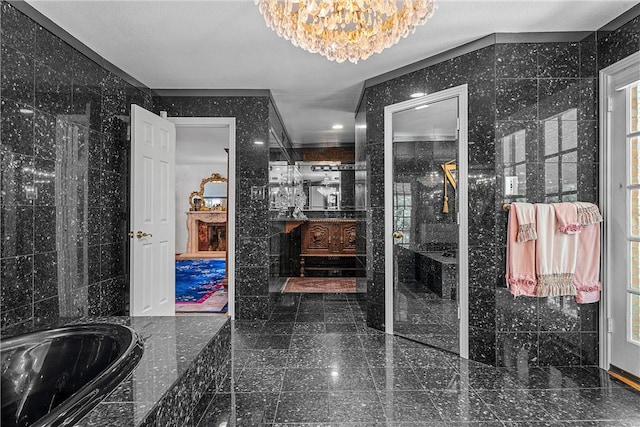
608,366,640,391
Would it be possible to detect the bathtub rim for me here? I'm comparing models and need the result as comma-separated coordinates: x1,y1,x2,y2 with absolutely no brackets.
1,323,144,427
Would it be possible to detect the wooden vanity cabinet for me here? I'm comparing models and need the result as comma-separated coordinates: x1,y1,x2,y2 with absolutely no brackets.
299,220,357,277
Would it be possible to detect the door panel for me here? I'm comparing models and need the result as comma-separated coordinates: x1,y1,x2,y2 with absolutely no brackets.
131,104,176,316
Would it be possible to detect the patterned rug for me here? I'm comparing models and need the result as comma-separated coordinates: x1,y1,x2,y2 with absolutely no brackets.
283,277,357,293
175,258,227,313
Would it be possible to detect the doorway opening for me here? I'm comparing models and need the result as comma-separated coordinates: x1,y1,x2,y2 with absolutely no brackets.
170,117,236,318
600,51,640,380
384,85,469,357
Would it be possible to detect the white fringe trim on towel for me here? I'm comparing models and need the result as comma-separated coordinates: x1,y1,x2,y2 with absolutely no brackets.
536,273,576,297
577,205,602,225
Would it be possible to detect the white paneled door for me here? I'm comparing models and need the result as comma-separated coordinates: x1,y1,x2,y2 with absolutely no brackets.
130,105,176,316
603,53,640,378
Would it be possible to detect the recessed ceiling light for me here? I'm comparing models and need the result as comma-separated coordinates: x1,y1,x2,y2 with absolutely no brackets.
415,104,430,110
332,124,344,130
19,108,34,114
410,92,426,98
254,140,265,145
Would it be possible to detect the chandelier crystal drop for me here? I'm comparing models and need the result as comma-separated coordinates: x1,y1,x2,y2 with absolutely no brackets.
256,0,437,64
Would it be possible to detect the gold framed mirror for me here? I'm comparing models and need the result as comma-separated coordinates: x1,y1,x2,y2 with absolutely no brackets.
189,173,228,211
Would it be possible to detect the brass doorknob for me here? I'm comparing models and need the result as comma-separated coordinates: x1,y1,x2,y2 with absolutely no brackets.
392,231,404,239
130,230,153,239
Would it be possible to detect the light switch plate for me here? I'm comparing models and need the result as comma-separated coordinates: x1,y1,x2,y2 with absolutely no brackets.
504,176,518,195
251,186,265,200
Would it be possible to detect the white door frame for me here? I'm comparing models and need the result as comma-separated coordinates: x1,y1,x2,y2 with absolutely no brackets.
383,84,469,358
166,117,236,320
599,51,640,370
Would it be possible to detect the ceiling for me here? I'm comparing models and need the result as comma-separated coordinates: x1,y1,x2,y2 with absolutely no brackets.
393,96,459,142
174,126,229,165
27,0,637,147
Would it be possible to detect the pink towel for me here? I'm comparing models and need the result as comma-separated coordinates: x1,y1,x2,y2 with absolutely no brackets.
574,203,602,304
554,202,582,234
513,202,537,242
535,204,577,297
506,204,537,296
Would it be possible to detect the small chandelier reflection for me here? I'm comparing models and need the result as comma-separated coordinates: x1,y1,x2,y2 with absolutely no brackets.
256,0,437,64
316,174,334,196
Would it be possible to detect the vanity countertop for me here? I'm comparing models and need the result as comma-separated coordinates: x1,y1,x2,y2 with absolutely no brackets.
3,315,229,426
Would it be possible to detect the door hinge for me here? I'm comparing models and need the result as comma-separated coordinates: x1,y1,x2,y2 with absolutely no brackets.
456,118,460,131
607,97,613,112
457,212,460,225
607,317,613,333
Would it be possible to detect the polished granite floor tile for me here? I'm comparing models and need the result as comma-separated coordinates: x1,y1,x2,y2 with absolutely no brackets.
377,390,443,422
197,292,640,426
328,367,376,391
282,368,329,392
274,392,331,423
370,366,424,391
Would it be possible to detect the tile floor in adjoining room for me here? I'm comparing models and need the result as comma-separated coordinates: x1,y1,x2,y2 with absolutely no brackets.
199,293,640,426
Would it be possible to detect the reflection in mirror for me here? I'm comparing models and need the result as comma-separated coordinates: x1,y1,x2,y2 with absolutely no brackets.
391,95,461,354
203,182,227,209
268,160,356,212
189,173,228,211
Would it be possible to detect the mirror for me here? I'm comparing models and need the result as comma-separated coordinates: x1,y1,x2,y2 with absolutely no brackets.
189,173,228,211
269,161,356,212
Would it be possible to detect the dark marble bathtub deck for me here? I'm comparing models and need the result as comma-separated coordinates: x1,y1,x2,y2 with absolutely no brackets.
2,315,230,426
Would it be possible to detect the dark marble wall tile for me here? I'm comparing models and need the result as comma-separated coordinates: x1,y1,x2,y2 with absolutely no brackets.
469,327,497,366
1,205,34,257
496,43,537,79
0,2,36,55
33,251,58,301
538,297,580,332
1,43,35,107
469,286,496,330
598,15,640,70
538,78,580,120
1,2,147,329
539,332,582,366
1,255,33,314
538,42,580,78
496,79,538,121
1,98,35,156
496,332,539,368
580,35,597,78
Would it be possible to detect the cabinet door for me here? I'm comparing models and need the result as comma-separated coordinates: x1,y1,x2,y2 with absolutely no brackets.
341,222,357,252
305,223,331,253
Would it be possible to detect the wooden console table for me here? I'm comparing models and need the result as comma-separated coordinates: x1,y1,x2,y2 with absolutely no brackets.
299,219,357,277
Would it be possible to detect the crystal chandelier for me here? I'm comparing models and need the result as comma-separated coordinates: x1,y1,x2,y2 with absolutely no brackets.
256,0,437,64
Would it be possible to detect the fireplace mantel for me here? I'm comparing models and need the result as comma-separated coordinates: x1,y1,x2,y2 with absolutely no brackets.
186,211,227,254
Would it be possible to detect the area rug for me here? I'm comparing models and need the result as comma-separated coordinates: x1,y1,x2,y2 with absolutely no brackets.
283,277,357,293
175,259,227,313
